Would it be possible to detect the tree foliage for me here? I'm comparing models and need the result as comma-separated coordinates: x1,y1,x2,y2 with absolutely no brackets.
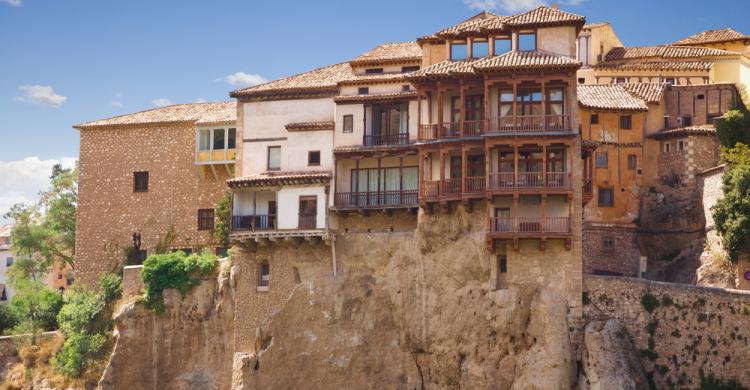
98,273,122,304
713,160,750,262
6,279,63,341
716,109,750,148
141,250,218,311
213,192,231,249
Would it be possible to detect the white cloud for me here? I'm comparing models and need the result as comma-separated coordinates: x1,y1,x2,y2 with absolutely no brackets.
224,72,267,87
13,85,67,107
194,98,207,103
151,98,172,107
0,157,77,222
1,0,21,7
111,101,123,108
463,0,583,12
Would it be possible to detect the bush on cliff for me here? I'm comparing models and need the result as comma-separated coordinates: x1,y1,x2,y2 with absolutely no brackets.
98,272,122,304
713,145,750,263
716,109,749,148
140,250,218,311
213,192,232,249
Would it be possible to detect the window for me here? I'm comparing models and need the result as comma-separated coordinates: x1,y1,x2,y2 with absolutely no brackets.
365,68,383,74
402,85,411,92
517,32,536,51
496,255,507,290
198,209,215,230
267,146,281,171
215,247,229,257
546,87,564,117
472,40,488,58
133,171,149,192
402,65,420,73
308,151,321,166
450,42,467,60
590,114,599,124
578,77,586,84
603,237,615,250
198,129,211,151
627,154,637,170
598,187,614,207
213,128,225,149
258,261,270,288
5,257,13,267
343,115,354,133
678,140,685,151
663,77,677,86
614,77,627,85
228,128,237,149
595,152,608,168
494,37,511,55
681,115,693,127
664,142,671,152
358,87,369,95
498,89,514,118
619,115,632,130
696,94,705,100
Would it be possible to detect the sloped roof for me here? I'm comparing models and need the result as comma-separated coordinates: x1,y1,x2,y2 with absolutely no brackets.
649,125,716,139
350,42,422,66
621,83,667,104
604,45,738,61
339,72,411,85
577,84,648,111
409,50,580,79
594,61,714,71
230,62,353,99
672,28,750,46
334,91,417,104
228,171,332,188
504,6,585,28
74,101,236,129
430,6,584,39
583,22,610,30
284,121,335,132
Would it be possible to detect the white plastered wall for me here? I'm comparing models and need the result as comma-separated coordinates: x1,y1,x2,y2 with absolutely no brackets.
277,186,328,229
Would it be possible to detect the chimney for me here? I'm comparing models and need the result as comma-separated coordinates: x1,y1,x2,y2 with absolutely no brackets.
551,3,559,9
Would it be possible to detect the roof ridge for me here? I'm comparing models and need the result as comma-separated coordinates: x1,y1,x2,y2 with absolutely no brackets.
230,61,351,96
73,100,235,128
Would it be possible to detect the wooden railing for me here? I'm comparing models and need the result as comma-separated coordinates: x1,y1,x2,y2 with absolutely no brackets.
462,120,485,137
231,215,276,231
422,180,441,197
419,115,570,140
298,214,317,229
464,176,486,193
442,179,462,195
363,133,409,147
490,217,570,234
488,172,570,190
333,190,418,209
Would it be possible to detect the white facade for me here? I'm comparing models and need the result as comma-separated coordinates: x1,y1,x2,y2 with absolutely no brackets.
0,226,14,304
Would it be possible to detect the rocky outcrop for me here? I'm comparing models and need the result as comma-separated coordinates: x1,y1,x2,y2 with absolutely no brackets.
580,319,648,390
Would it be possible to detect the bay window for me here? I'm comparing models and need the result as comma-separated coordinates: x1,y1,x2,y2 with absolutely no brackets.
451,42,467,61
494,37,511,55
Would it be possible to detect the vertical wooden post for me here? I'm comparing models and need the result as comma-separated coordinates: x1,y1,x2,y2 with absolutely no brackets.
460,80,466,135
377,156,382,204
513,144,519,189
440,150,446,195
484,77,491,131
437,87,444,127
399,156,404,204
427,91,433,127
417,94,422,129
541,195,546,233
252,191,257,230
485,142,492,191
541,81,546,131
512,82,518,129
462,146,468,192
542,144,547,187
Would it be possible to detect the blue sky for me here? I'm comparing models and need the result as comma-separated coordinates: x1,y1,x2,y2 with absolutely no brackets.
0,0,748,216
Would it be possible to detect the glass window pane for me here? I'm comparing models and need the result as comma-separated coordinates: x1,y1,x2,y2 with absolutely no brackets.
213,129,225,150
494,39,511,55
518,33,536,51
472,41,488,58
198,130,211,151
500,90,514,102
227,128,236,149
548,88,563,101
451,43,467,60
268,147,281,170
402,167,418,190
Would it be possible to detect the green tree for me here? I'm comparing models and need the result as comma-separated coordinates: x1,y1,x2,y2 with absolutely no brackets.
141,250,217,311
7,278,63,342
98,273,122,304
713,162,750,262
213,192,231,249
716,109,750,148
53,287,109,378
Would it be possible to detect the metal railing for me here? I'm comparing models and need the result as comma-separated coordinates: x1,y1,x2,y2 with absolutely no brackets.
333,190,418,209
363,133,409,147
231,215,276,231
490,217,570,234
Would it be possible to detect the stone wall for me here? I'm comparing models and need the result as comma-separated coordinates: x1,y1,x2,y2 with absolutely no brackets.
583,223,640,277
76,123,230,286
585,275,750,388
656,134,720,187
122,265,145,298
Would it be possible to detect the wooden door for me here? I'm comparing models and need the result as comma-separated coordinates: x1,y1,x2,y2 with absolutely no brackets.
298,196,317,229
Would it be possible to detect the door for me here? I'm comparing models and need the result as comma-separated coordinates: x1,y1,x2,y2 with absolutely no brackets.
267,201,277,229
299,196,317,229
494,208,511,232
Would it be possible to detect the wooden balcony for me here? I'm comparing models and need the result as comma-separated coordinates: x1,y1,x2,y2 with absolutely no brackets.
363,133,409,147
298,214,317,229
418,115,571,141
333,190,418,210
488,171,571,192
582,180,593,206
488,216,571,237
231,215,276,231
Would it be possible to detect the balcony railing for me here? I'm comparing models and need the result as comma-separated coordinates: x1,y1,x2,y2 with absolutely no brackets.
363,133,409,147
422,180,441,198
490,217,570,235
231,215,276,231
333,190,418,209
488,172,570,190
443,179,462,195
419,115,571,140
298,214,317,229
464,176,486,193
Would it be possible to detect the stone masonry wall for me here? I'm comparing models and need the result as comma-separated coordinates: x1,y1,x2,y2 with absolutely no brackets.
583,223,640,277
585,275,750,389
657,135,720,188
76,123,230,285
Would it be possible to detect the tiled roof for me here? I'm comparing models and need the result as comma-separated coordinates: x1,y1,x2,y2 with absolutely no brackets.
350,42,422,66
621,83,666,104
228,171,332,188
577,84,648,111
672,28,750,46
582,22,610,30
504,6,585,28
604,45,737,61
434,11,504,37
409,51,579,79
339,72,411,85
649,125,716,139
334,91,418,104
333,144,418,157
431,6,584,39
284,121,335,131
74,101,236,129
594,61,714,71
230,62,353,99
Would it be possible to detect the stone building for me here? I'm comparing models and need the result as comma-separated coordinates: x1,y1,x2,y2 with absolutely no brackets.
74,102,236,285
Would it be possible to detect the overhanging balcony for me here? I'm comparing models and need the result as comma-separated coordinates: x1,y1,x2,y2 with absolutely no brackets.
488,172,571,192
333,190,418,210
418,114,571,141
489,216,571,237
363,133,410,147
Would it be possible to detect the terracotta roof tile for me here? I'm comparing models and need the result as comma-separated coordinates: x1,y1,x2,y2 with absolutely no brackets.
284,121,335,131
649,125,716,139
577,84,648,111
410,50,579,79
582,22,610,30
230,62,353,98
339,72,411,85
672,28,750,46
334,91,417,104
504,6,585,28
621,83,666,104
350,42,422,66
604,45,737,61
432,7,584,39
594,61,714,71
228,171,332,188
408,59,482,78
74,101,236,129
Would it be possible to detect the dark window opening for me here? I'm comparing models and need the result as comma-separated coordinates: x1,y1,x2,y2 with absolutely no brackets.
696,94,705,100
627,154,637,170
402,84,411,92
681,116,693,127
134,171,149,192
590,114,599,124
308,151,321,166
258,261,270,287
343,114,354,133
365,68,383,74
578,78,586,84
620,115,632,130
402,65,420,73
358,87,369,95
595,152,608,168
227,128,237,149
213,128,225,149
603,237,615,250
198,208,215,230
598,188,614,207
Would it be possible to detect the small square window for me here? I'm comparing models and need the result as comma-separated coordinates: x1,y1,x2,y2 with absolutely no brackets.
614,77,627,85
678,140,685,151
308,151,321,166
664,142,671,152
358,87,369,95
627,154,637,170
134,171,149,192
402,66,420,73
198,209,215,230
595,152,608,168
603,237,615,250
590,114,599,124
451,42,467,60
598,188,614,207
517,32,536,51
5,257,13,267
402,85,411,92
619,115,632,130
696,94,705,100
578,78,586,84
365,68,383,74
343,115,354,133
267,146,281,171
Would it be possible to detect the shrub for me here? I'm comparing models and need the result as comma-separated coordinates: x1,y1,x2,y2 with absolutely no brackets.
0,304,17,334
713,161,750,262
661,295,674,306
141,250,218,311
213,192,231,249
56,289,106,336
53,332,106,378
641,293,660,313
53,288,110,378
715,109,749,148
98,273,122,304
8,282,64,334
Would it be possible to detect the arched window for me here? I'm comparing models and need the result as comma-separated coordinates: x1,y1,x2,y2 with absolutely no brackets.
258,261,270,288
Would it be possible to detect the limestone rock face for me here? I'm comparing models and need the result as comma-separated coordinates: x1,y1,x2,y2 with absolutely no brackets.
581,319,648,390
